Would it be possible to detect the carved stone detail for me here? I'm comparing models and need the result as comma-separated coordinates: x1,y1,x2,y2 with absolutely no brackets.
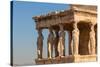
58,24,65,57
89,23,96,55
47,28,54,59
37,29,43,59
69,31,73,55
72,22,79,55
54,30,59,57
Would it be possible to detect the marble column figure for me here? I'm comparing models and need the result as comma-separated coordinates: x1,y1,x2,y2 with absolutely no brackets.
37,29,44,59
89,23,96,55
47,28,54,59
54,30,59,57
69,31,73,55
72,22,79,55
58,24,65,57
95,24,97,54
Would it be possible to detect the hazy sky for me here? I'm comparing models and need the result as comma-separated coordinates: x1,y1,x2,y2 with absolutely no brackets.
12,1,70,66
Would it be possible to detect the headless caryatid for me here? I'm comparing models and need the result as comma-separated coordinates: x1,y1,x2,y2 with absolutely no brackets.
37,29,43,59
72,22,79,55
54,30,59,57
89,23,96,55
58,25,65,57
47,28,54,59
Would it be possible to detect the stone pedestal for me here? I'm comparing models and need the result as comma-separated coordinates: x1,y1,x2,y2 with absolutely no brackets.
73,55,97,63
35,59,45,65
35,55,97,64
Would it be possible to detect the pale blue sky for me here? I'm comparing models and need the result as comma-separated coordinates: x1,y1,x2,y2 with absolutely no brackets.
12,1,70,66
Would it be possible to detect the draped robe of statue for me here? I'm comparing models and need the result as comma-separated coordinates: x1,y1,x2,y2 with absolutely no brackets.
58,30,65,57
47,30,54,59
37,29,43,59
88,40,91,54
72,23,79,55
89,23,96,54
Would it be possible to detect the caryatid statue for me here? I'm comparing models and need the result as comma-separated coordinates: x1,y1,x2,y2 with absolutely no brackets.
58,24,65,57
72,22,79,55
54,30,59,57
47,28,54,59
37,29,44,59
89,23,96,55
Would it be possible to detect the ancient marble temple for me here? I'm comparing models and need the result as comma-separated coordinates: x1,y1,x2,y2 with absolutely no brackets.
33,4,97,64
